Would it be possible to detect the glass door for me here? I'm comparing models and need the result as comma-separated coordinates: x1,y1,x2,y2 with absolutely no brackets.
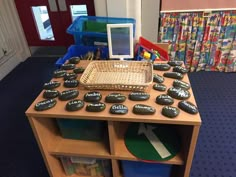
57,0,95,46
15,0,95,47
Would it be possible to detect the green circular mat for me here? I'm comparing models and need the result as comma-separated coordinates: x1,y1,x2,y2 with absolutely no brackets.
125,123,181,161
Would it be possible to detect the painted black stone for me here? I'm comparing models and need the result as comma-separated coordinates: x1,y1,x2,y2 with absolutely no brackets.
43,81,61,90
43,90,59,99
68,57,80,64
173,66,188,74
153,83,167,91
105,93,126,103
155,94,174,105
53,69,67,78
59,89,79,101
86,102,106,112
167,87,190,100
162,106,180,118
66,99,84,111
34,99,57,111
163,72,184,80
110,104,128,114
178,100,199,114
167,61,183,66
173,80,191,90
133,104,156,115
61,63,75,70
153,63,171,71
73,67,85,74
84,91,102,102
64,72,78,80
153,74,165,83
128,92,150,101
64,80,79,88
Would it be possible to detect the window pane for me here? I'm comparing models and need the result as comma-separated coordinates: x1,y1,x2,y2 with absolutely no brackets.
70,5,88,21
31,6,55,41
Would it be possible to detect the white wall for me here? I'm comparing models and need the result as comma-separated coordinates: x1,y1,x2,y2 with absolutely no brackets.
0,0,30,80
94,0,107,16
94,0,160,42
141,0,160,42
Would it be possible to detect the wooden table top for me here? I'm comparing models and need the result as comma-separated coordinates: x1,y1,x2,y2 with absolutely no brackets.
26,60,201,126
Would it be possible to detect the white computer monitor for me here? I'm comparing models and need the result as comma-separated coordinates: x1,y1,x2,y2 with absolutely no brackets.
107,23,134,60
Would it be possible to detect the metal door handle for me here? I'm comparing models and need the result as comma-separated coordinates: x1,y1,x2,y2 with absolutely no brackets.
48,0,58,12
58,0,67,11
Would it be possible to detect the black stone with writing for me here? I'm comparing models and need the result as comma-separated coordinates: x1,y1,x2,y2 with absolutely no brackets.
173,80,190,90
173,66,188,74
167,61,183,66
64,80,79,88
53,69,67,78
105,93,126,103
73,67,85,74
43,81,61,90
178,100,199,114
153,63,171,71
86,102,106,112
66,99,84,111
84,91,102,102
153,83,167,91
59,89,79,101
128,92,150,101
133,104,156,115
163,72,184,80
43,90,60,99
61,63,75,70
64,73,78,80
64,72,78,80
153,74,165,83
162,106,180,118
110,104,128,114
34,99,57,111
68,57,80,64
156,94,174,105
167,87,190,100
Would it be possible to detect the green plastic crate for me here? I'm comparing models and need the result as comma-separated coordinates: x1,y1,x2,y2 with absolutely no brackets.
56,119,105,141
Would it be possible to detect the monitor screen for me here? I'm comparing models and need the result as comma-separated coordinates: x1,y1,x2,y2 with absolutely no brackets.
107,23,134,60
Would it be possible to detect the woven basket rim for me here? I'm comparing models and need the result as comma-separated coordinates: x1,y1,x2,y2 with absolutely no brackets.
80,60,153,90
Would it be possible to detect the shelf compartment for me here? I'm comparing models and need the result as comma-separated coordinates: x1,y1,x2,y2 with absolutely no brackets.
58,156,112,177
49,155,106,177
112,122,184,165
31,117,111,158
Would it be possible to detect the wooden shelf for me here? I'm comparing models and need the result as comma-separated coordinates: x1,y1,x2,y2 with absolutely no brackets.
26,60,201,177
49,135,111,158
113,122,184,165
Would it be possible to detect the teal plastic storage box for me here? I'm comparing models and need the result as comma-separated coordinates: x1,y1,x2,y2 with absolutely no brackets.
122,160,172,177
55,45,109,68
67,16,136,46
56,119,105,141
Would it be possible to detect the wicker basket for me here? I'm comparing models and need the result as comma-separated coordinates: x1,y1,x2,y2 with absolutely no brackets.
80,61,153,91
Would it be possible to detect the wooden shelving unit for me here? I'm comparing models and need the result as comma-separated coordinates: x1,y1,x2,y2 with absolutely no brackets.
26,60,201,177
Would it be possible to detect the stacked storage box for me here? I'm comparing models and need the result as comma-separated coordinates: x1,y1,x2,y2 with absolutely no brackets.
55,16,136,67
67,16,136,46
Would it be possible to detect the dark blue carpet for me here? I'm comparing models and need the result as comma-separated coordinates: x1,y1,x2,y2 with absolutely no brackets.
0,57,235,177
0,57,57,177
188,72,236,177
